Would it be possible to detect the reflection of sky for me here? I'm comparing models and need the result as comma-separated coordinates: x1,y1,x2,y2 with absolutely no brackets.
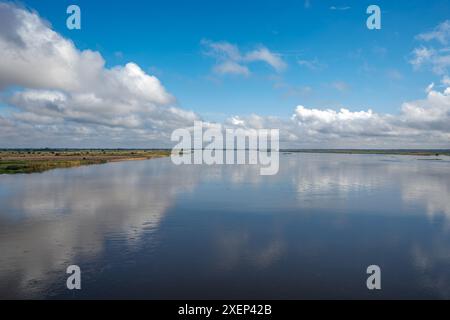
287,154,450,219
0,159,201,297
0,153,450,298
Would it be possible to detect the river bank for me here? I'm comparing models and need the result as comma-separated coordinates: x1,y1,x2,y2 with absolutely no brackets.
0,149,171,174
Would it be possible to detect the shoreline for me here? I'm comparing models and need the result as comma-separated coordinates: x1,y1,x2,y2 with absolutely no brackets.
0,150,171,174
281,149,450,156
1,148,449,175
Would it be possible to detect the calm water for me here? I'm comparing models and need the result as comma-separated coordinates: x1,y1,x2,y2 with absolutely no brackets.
1,153,450,299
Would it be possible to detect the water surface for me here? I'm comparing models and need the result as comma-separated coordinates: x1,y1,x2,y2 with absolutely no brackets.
1,153,450,299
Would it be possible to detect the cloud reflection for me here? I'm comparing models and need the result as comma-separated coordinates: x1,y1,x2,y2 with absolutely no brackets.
0,153,449,298
0,159,201,297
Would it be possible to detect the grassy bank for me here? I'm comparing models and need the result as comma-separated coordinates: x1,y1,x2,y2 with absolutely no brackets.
0,149,171,174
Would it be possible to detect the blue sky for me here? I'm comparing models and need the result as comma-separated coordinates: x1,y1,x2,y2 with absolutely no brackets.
0,0,449,148
18,0,449,120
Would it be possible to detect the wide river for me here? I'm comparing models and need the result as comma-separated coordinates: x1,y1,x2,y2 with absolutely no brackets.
1,153,450,299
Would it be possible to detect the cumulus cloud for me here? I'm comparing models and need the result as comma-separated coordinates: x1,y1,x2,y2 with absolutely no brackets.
0,3,449,149
202,39,287,76
399,86,450,132
224,84,450,148
0,2,199,147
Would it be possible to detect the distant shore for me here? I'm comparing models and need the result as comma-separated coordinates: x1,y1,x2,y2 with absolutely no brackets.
0,149,171,174
1,148,449,175
281,149,450,156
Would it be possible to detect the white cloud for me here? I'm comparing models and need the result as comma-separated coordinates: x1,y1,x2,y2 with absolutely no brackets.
201,39,241,61
225,84,450,148
410,47,450,75
416,20,450,45
411,22,450,75
0,3,175,104
291,106,390,138
202,39,287,75
244,47,287,72
410,47,435,69
213,61,250,76
399,87,450,132
0,3,449,149
0,2,199,147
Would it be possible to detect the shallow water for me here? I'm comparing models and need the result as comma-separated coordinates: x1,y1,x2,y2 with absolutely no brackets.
0,153,450,299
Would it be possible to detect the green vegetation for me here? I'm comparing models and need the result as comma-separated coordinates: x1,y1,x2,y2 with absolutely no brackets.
0,149,171,174
0,159,107,174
